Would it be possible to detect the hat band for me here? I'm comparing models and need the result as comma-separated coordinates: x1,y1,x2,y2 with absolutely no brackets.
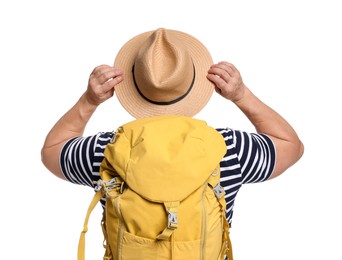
132,65,196,105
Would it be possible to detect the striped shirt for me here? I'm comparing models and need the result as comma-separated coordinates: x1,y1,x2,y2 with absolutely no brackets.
60,127,275,226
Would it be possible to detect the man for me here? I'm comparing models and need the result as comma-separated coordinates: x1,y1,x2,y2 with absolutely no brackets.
41,28,304,257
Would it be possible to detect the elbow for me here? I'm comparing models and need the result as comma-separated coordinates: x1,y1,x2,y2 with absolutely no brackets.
298,139,305,161
288,138,305,169
293,137,304,164
41,147,48,169
269,137,304,180
40,146,65,180
41,147,52,171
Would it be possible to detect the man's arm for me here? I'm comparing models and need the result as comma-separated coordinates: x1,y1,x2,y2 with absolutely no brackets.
41,65,124,179
207,61,304,179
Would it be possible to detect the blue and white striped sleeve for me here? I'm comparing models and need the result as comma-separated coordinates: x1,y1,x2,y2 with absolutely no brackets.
59,132,113,188
233,130,276,184
217,128,244,225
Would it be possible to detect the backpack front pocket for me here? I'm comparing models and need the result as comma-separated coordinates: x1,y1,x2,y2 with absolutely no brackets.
121,231,201,260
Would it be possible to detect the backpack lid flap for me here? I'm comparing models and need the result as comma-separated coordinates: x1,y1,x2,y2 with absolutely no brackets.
102,115,226,202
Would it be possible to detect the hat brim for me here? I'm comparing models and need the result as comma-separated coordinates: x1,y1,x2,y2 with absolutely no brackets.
114,29,214,119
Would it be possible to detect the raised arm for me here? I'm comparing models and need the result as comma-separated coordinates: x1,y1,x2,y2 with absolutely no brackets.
207,61,304,179
41,65,124,180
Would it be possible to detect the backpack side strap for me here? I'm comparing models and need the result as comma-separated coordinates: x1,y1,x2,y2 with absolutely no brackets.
208,167,234,260
218,194,233,260
77,190,103,260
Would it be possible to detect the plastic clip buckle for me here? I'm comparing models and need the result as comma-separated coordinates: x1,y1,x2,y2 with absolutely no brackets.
213,183,225,198
167,211,178,230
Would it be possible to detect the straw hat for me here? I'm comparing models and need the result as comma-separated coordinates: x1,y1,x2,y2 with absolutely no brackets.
114,28,214,119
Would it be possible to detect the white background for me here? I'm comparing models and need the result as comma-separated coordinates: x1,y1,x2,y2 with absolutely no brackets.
1,0,341,259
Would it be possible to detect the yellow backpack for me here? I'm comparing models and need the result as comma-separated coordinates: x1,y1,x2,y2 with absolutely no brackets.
78,115,233,260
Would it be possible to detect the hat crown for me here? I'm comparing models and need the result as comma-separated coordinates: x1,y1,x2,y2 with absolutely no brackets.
133,28,195,103
114,27,214,119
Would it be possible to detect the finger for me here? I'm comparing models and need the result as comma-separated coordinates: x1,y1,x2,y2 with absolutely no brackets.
207,73,227,90
97,68,124,85
218,62,240,78
214,86,223,95
216,62,236,76
102,73,124,92
91,65,112,78
208,65,231,83
218,61,235,69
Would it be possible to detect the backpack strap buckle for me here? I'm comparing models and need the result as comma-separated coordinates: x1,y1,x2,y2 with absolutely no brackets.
156,201,180,240
167,211,178,230
213,183,225,199
208,166,225,199
165,201,179,230
93,178,122,197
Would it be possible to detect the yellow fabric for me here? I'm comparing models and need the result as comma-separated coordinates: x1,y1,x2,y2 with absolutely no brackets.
104,115,225,202
78,115,234,259
77,190,103,260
